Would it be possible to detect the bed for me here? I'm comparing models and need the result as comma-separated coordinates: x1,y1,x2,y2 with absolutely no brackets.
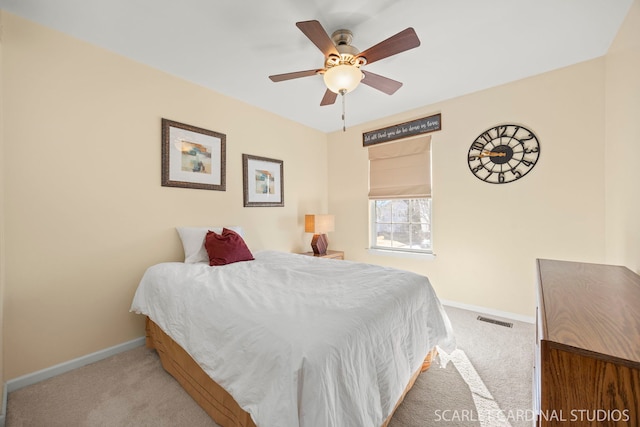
131,243,454,427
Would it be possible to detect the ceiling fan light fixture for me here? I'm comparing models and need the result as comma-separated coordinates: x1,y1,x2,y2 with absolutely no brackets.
323,64,363,94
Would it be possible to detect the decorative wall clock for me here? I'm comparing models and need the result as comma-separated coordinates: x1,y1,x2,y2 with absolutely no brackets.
467,124,540,184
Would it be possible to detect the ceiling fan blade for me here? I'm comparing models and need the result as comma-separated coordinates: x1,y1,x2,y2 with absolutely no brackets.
320,89,338,106
269,69,323,82
356,28,420,65
361,70,403,95
296,20,339,58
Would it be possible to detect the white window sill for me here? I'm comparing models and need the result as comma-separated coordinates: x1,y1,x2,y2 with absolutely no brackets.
367,248,436,260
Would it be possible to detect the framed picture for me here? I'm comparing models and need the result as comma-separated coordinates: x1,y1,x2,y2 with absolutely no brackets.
161,118,226,191
242,154,284,207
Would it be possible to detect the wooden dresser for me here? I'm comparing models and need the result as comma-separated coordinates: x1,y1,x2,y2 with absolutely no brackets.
535,259,640,426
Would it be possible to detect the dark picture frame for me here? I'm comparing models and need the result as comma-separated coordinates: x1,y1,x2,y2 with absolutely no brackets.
161,118,226,191
242,154,284,207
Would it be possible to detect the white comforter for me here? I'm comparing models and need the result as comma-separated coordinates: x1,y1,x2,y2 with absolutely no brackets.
130,251,455,427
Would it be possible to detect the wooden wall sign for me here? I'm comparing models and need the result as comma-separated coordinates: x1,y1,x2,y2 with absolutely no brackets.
363,113,441,146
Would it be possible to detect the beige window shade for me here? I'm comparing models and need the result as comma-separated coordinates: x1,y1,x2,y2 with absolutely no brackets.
368,135,431,199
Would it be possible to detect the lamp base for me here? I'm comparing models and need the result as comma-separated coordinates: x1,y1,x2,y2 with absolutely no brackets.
311,234,329,255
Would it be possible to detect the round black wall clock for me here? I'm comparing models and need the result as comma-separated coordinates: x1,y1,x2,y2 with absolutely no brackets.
467,124,540,184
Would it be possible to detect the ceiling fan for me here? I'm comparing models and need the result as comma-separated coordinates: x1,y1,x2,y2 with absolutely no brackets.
269,20,421,129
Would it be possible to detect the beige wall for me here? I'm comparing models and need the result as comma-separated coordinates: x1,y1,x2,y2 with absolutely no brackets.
1,13,328,379
327,58,608,318
0,10,5,388
605,0,640,272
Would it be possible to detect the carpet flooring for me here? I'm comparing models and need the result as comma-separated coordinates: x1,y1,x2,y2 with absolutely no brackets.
6,306,535,426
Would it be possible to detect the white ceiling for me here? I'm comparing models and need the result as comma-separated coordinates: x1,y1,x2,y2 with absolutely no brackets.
0,0,633,133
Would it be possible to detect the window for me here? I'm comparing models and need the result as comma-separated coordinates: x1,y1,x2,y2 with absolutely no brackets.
368,135,432,255
371,198,432,252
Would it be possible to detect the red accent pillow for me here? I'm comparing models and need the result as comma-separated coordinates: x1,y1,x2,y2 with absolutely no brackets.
204,228,254,266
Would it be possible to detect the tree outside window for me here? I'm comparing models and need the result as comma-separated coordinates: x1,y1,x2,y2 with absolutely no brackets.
372,198,431,252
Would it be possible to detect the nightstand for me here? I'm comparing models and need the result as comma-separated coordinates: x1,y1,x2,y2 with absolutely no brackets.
299,250,344,260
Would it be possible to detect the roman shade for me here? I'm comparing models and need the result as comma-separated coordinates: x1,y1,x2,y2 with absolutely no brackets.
368,136,431,199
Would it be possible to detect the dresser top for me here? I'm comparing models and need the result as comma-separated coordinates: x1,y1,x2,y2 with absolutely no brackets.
537,258,640,365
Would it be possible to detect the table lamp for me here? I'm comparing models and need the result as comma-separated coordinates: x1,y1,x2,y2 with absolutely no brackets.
305,214,335,255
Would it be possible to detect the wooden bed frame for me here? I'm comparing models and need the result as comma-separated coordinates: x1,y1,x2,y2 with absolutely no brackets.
146,317,437,427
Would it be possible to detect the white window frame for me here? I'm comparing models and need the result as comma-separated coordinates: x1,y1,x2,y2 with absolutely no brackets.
369,198,434,258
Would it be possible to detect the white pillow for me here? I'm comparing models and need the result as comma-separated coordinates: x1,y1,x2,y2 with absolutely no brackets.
176,226,245,263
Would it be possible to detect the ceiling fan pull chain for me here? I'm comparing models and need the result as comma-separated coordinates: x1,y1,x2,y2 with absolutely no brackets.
340,89,347,132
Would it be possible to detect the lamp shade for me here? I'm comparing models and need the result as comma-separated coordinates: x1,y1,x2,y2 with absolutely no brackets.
305,214,335,234
323,65,362,94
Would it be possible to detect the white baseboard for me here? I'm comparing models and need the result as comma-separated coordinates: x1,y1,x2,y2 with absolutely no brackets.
441,299,535,324
0,385,6,427
0,336,145,426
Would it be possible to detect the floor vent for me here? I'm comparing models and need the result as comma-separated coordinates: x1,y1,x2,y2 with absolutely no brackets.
477,316,513,328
